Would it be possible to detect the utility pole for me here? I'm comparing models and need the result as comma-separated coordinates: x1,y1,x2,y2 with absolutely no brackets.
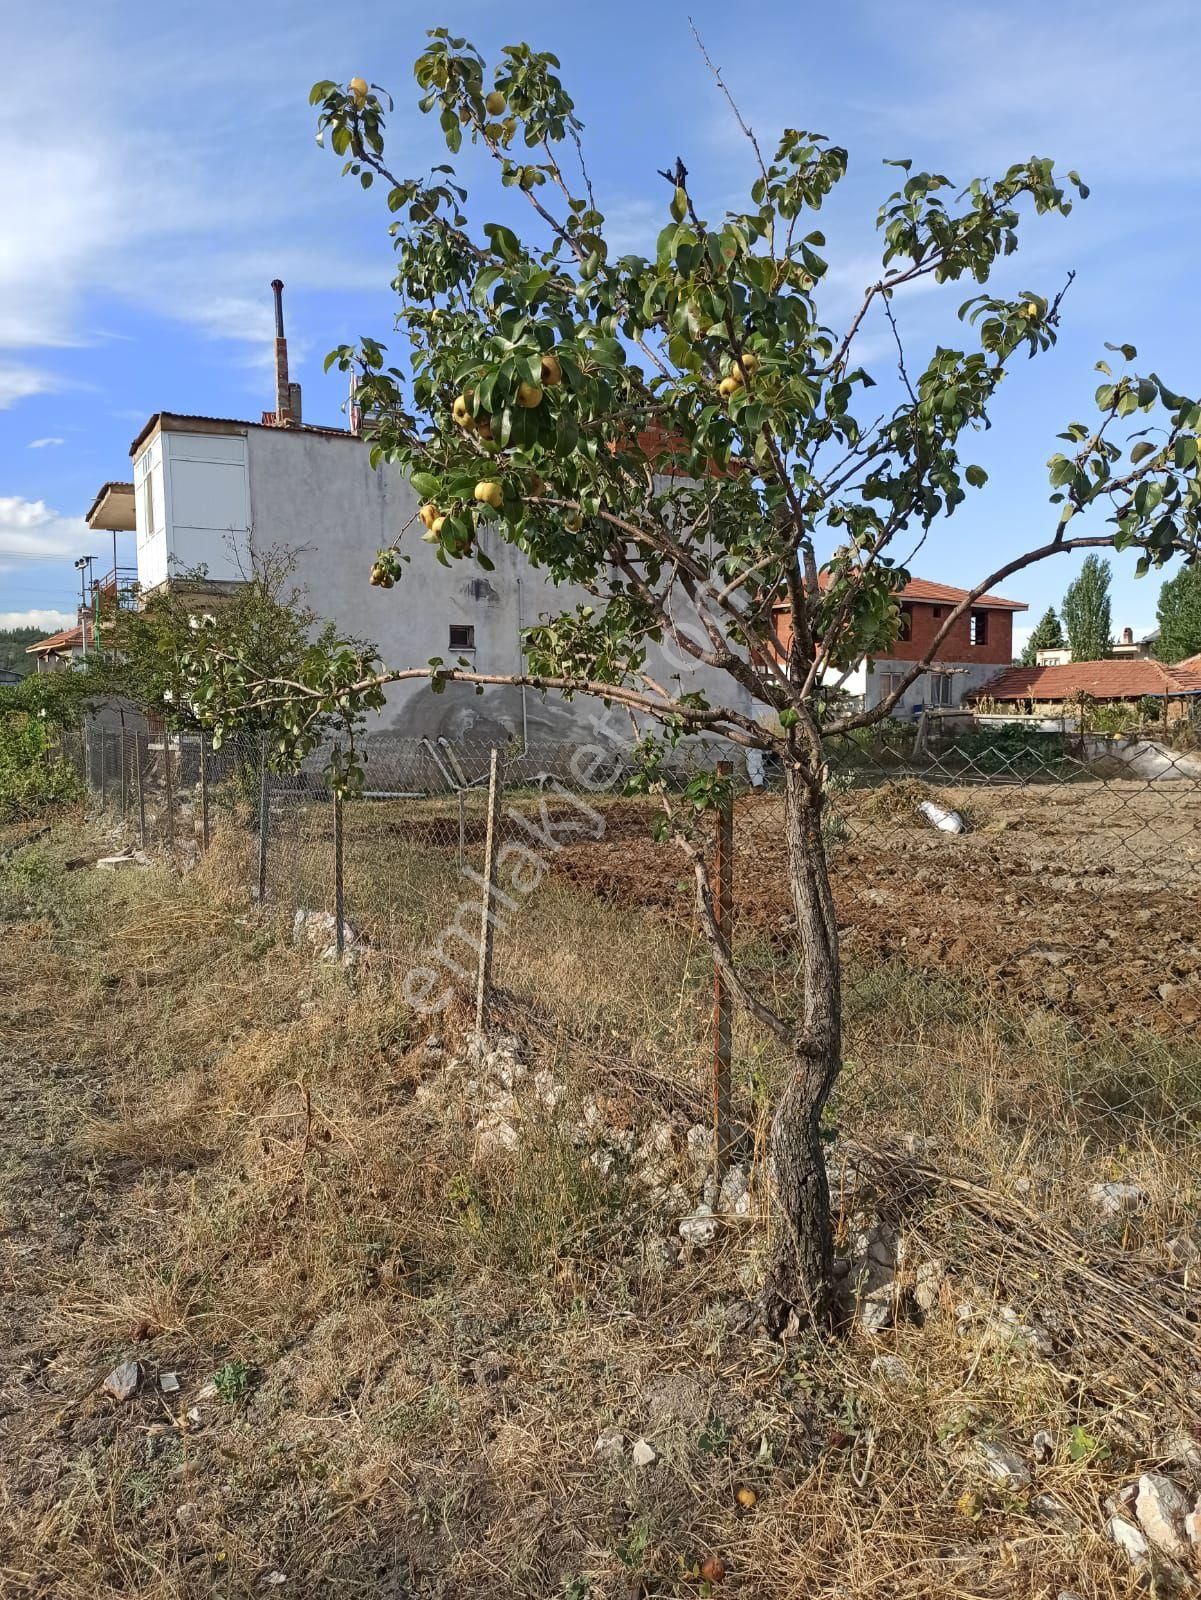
73,555,97,657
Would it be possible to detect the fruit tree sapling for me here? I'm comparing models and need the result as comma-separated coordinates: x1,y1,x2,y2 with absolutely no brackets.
182,32,1201,1333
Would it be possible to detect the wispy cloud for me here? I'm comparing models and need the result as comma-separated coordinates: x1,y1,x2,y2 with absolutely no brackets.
0,365,59,410
28,437,65,450
0,497,90,571
0,6,400,386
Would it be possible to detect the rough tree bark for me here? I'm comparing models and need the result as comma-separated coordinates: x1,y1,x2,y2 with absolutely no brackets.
759,757,842,1335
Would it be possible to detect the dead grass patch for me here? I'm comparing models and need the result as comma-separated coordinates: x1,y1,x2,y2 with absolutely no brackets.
1,814,1197,1598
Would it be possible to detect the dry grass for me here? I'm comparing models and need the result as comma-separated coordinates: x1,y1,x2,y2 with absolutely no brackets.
0,811,1198,1598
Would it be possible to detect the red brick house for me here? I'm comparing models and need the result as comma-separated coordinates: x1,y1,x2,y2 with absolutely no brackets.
770,575,1027,716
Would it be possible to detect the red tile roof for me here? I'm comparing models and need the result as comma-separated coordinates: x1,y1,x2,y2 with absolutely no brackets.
772,574,1026,613
972,658,1201,702
895,576,1026,611
26,626,83,655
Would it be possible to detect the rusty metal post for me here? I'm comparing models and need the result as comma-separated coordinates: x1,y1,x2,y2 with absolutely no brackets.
163,733,177,853
118,717,127,822
334,785,345,960
257,734,270,903
135,732,147,849
199,735,211,851
712,760,734,1179
474,747,500,1034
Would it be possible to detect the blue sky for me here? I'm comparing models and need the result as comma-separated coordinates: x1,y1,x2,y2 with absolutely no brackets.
2,0,1199,652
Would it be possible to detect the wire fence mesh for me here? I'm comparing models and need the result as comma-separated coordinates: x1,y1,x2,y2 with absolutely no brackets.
75,715,1201,1170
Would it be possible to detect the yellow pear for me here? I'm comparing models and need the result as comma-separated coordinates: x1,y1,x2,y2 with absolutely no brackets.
540,352,562,387
719,375,741,400
419,502,439,530
517,382,544,408
452,392,475,428
733,351,759,378
348,76,369,106
473,481,504,509
476,415,494,441
431,515,446,535
485,89,506,116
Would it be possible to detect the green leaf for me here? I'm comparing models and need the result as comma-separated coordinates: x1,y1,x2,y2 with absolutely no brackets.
965,465,988,488
1130,440,1156,464
411,471,441,498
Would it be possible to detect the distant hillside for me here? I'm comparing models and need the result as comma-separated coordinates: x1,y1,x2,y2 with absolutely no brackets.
0,628,43,677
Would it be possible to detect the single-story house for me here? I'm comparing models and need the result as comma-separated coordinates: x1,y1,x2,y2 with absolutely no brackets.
26,622,91,672
969,657,1201,716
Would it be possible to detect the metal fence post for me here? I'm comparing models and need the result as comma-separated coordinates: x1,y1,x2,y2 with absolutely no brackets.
458,787,466,873
98,727,108,810
135,732,147,850
474,746,501,1034
163,733,176,853
334,784,345,960
257,734,270,903
712,760,734,1180
118,719,127,822
199,734,211,852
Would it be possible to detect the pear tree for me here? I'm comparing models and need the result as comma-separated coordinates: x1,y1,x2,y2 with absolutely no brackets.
186,32,1201,1332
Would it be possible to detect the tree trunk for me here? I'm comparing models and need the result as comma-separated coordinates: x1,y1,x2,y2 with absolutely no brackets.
760,760,842,1336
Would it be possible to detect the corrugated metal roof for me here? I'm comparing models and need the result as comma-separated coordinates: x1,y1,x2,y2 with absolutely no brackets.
972,659,1201,701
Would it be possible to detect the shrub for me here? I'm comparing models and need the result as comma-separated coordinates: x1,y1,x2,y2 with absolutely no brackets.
0,712,81,821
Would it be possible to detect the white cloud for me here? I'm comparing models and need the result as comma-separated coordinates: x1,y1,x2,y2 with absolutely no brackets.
28,437,65,449
0,608,74,633
0,364,58,410
0,497,90,569
0,11,403,381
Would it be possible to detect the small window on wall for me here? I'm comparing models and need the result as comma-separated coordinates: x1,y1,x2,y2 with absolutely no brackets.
970,609,989,646
449,624,475,653
880,671,904,704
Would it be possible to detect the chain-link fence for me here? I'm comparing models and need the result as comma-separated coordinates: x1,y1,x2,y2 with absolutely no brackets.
75,715,1201,1172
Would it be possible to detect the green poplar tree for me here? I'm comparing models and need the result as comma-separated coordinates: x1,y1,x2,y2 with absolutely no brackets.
1020,605,1065,665
1062,554,1113,661
1155,563,1201,662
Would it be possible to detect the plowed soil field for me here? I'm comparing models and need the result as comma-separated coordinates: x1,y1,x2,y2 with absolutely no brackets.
549,779,1201,1033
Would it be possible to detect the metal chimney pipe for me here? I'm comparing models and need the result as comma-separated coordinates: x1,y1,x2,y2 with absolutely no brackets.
271,279,291,424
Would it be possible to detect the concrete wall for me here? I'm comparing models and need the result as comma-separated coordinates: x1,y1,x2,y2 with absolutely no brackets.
137,421,754,745
865,658,1005,719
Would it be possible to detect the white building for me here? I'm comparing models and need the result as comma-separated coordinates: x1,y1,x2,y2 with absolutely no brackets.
85,286,751,748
